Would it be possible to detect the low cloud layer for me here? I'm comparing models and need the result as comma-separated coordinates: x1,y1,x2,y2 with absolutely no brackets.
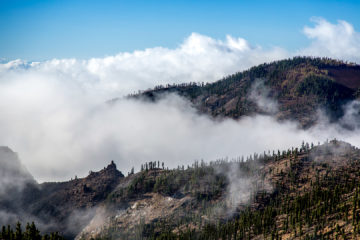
249,79,278,114
0,18,360,182
1,92,360,182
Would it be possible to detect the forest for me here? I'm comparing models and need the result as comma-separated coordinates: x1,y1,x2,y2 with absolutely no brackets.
0,222,65,240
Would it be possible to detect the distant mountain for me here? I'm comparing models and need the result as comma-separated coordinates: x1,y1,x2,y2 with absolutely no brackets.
131,57,360,128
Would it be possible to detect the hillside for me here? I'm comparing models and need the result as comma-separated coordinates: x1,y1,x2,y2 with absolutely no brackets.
76,140,360,240
0,157,124,239
131,57,360,128
2,140,360,239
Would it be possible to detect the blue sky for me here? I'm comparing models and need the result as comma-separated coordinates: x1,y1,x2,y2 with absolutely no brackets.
1,0,360,61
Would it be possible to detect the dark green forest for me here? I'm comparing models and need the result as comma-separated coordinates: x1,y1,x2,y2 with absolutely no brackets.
0,222,65,240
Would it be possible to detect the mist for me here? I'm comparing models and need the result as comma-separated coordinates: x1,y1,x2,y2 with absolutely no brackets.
1,90,360,183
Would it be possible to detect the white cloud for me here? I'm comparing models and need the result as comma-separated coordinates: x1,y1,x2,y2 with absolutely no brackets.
300,17,360,62
1,33,289,100
1,18,360,182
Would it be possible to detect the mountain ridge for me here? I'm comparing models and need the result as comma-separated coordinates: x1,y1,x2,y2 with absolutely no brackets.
129,57,360,128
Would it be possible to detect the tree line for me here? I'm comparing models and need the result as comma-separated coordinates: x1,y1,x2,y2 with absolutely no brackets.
0,222,65,240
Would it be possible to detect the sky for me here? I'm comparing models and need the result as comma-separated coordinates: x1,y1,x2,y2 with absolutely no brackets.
1,0,360,60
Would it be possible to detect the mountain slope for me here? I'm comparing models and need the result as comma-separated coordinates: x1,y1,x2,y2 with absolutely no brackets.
0,153,124,239
131,57,360,128
77,140,360,240
3,140,360,240
27,161,124,238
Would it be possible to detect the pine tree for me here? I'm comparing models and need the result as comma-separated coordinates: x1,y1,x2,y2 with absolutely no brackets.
15,222,22,240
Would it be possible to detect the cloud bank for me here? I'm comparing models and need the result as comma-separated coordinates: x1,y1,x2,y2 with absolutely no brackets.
0,18,360,182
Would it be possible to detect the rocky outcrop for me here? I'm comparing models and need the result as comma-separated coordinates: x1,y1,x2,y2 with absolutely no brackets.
0,150,124,239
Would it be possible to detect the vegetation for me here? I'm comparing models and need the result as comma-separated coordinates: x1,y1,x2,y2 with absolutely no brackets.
0,222,65,240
